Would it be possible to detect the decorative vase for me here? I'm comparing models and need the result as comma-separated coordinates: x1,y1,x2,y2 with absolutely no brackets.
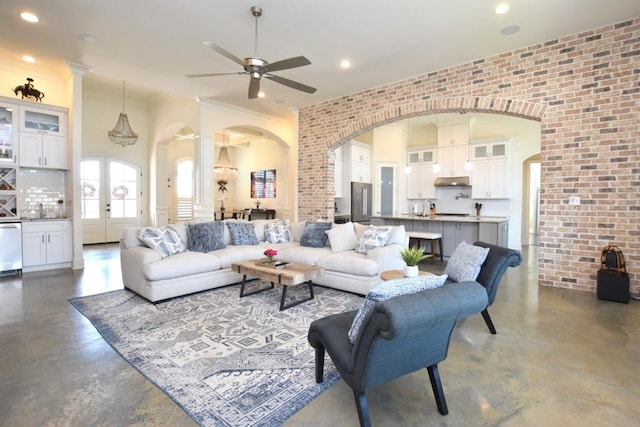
404,265,419,278
265,256,273,264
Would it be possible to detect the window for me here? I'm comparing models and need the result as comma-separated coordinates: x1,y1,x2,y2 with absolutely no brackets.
250,169,276,198
176,159,193,221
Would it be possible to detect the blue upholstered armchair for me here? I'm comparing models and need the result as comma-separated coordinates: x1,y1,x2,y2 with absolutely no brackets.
469,242,522,334
308,282,488,427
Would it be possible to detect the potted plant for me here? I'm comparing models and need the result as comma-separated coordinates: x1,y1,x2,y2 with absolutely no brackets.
399,247,429,277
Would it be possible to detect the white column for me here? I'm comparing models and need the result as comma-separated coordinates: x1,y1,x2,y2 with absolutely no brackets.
194,133,215,221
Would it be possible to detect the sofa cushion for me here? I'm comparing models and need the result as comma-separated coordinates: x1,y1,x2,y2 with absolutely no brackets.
122,227,144,249
226,222,259,245
142,251,222,281
300,221,332,248
137,225,186,258
252,219,276,242
265,220,294,243
187,221,226,252
347,274,448,343
325,222,358,253
275,245,332,265
290,221,307,242
315,251,379,276
386,225,407,246
445,241,490,282
355,225,393,254
210,245,267,269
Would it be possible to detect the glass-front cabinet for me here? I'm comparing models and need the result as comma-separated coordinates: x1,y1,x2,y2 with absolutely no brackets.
19,105,66,136
0,103,18,165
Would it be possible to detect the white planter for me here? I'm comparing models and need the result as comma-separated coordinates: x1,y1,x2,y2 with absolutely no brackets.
404,265,419,278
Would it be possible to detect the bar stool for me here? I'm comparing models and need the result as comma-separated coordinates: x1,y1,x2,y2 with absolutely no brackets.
406,231,443,262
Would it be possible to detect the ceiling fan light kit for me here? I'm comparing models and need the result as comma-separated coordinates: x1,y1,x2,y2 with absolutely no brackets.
187,5,316,99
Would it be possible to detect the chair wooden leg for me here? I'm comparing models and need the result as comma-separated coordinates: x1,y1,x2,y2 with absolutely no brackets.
427,364,449,415
353,390,372,427
481,308,497,334
315,347,325,383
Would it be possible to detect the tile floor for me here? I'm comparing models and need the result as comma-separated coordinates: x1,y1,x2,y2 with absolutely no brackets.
0,244,638,426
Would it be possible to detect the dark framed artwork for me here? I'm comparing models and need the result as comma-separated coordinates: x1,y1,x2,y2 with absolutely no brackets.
250,169,276,198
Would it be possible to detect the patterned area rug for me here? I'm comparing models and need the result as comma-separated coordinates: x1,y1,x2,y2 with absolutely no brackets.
69,282,363,426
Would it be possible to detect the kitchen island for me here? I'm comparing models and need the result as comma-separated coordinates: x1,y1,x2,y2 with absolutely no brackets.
370,214,509,258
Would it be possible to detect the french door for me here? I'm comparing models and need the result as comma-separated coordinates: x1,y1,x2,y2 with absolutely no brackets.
81,157,141,244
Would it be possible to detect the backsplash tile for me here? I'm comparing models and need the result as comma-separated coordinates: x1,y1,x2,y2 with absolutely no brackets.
19,169,67,218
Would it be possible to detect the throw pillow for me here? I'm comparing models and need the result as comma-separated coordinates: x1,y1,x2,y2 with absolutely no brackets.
265,221,294,243
290,221,307,242
355,225,394,254
347,274,448,343
300,221,333,248
137,225,186,258
226,221,259,245
445,241,490,282
325,222,358,253
187,221,226,253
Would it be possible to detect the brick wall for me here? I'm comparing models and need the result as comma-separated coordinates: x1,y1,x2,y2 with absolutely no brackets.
298,19,639,293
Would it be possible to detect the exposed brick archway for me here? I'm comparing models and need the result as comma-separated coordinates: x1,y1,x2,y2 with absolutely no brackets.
298,19,639,293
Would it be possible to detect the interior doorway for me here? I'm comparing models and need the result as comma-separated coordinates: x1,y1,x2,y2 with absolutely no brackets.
522,154,541,246
81,157,142,244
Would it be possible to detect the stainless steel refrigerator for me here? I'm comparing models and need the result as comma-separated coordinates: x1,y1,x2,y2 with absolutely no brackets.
350,182,372,223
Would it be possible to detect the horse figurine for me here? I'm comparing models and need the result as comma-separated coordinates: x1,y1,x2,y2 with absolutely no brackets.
13,77,45,102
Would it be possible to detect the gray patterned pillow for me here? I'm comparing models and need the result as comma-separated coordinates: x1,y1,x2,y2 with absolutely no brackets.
347,274,448,343
265,221,293,243
138,225,186,257
300,221,332,247
445,241,490,282
187,221,226,252
226,221,259,245
355,225,393,254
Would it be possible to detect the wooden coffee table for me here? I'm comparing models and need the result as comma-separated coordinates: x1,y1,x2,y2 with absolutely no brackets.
231,260,325,311
380,269,435,281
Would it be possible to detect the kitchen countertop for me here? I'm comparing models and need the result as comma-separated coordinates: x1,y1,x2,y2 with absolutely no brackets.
0,217,71,223
372,214,509,223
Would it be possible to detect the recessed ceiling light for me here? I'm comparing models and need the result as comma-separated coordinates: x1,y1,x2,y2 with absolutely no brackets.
340,59,351,69
501,25,520,36
494,3,510,14
258,91,265,98
22,55,36,63
20,12,40,23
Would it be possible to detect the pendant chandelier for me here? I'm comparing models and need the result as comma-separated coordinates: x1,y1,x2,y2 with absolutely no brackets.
108,81,138,147
214,130,238,184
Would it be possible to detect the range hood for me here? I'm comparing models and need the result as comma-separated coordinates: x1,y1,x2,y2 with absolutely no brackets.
434,176,470,187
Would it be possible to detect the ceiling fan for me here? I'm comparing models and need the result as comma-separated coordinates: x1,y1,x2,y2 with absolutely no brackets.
186,6,316,99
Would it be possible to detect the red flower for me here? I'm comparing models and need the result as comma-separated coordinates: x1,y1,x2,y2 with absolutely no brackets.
264,249,278,257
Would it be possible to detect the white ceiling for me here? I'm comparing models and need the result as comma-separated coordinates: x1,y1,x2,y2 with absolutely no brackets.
1,0,638,119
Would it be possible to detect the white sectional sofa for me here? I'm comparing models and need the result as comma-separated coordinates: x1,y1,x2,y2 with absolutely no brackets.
120,219,407,302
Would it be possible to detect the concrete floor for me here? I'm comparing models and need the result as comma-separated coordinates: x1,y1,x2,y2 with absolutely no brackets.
0,245,638,426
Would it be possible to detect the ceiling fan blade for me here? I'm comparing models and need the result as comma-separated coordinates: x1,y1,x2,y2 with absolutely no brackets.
262,56,311,73
248,77,261,99
202,41,245,66
185,72,245,78
265,74,317,94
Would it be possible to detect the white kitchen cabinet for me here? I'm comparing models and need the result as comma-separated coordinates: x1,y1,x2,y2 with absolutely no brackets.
442,222,478,257
437,144,470,177
407,164,437,199
407,147,436,165
22,220,72,270
437,124,469,147
0,102,18,165
350,142,371,183
407,146,436,199
470,138,511,199
19,105,66,136
19,132,67,169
